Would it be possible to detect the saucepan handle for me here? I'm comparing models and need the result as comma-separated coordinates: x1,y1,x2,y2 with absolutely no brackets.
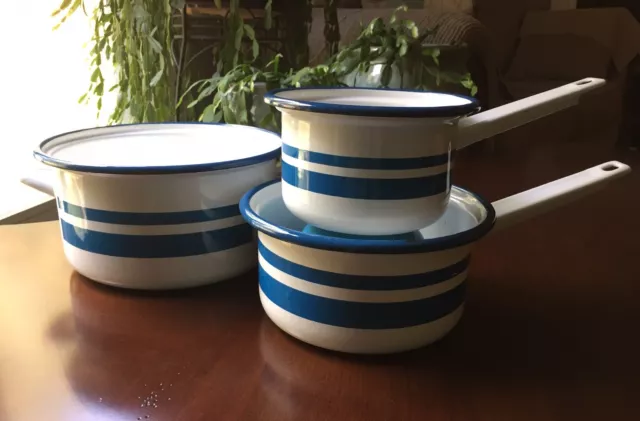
491,161,630,234
20,167,56,197
457,77,606,150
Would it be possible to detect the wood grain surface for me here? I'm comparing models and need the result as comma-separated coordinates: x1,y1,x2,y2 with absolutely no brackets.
1,142,639,421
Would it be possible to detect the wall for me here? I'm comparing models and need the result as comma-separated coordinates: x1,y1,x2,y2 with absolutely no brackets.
551,0,577,9
474,0,552,71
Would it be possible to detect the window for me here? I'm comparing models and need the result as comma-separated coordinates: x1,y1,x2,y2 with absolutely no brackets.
0,1,115,184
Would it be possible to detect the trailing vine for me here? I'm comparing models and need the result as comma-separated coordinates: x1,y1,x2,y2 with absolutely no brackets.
53,0,178,123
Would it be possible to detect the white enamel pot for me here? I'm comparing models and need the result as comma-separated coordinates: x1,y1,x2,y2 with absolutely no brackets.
264,78,605,236
22,123,281,290
240,161,630,354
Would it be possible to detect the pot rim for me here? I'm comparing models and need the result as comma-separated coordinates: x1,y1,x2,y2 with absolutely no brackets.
240,180,497,254
264,87,480,119
34,122,282,175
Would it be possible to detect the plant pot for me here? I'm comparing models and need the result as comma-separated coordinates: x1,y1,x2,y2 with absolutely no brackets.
341,47,419,89
342,44,473,93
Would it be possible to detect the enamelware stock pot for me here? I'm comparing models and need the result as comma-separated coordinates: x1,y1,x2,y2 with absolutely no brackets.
22,124,281,290
240,161,630,354
265,78,605,236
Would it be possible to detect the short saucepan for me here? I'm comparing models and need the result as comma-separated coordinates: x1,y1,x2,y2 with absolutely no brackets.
22,123,281,290
265,78,605,236
240,161,630,354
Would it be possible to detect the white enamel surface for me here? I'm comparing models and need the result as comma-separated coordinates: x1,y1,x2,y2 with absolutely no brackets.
281,111,455,158
280,110,454,235
41,124,281,168
49,160,277,290
64,242,256,290
282,182,450,236
260,290,464,354
53,160,276,212
251,184,480,353
274,88,473,108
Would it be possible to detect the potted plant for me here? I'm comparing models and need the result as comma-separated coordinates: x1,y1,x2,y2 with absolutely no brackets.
179,54,284,131
335,6,477,94
183,8,477,132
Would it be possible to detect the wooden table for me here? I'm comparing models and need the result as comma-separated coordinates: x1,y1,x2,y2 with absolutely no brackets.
1,143,639,421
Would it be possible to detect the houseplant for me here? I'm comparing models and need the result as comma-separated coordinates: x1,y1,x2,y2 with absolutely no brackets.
185,6,477,130
336,6,477,94
53,0,178,123
53,0,338,124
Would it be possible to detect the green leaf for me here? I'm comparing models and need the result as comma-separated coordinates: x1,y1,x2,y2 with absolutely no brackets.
244,24,259,60
148,36,163,54
291,67,311,87
214,0,222,8
243,24,255,40
201,104,216,122
97,97,103,111
132,5,151,19
397,36,408,57
150,69,163,87
51,0,72,17
423,47,440,66
234,20,245,50
264,0,273,30
90,67,101,83
78,92,88,104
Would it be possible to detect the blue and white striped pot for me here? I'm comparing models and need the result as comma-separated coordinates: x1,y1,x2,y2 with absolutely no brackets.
26,123,281,290
264,79,605,236
241,161,630,353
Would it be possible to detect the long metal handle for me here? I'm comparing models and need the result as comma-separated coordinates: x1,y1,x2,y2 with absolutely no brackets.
457,77,606,150
490,161,630,234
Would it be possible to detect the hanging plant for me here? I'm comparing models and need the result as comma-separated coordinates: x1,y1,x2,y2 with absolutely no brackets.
53,0,178,123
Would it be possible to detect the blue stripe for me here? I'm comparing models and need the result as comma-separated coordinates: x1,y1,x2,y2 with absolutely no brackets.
281,161,450,200
282,143,450,170
259,241,469,290
259,266,465,329
61,201,240,225
60,220,254,258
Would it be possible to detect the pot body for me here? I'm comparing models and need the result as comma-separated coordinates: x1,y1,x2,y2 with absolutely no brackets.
52,160,278,289
280,109,456,235
257,232,470,354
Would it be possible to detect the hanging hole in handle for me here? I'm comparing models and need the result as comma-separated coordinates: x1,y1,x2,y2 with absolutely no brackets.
576,79,592,86
601,163,619,172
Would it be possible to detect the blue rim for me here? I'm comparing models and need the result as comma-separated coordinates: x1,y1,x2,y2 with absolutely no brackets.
34,122,282,175
264,87,481,118
239,180,496,254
